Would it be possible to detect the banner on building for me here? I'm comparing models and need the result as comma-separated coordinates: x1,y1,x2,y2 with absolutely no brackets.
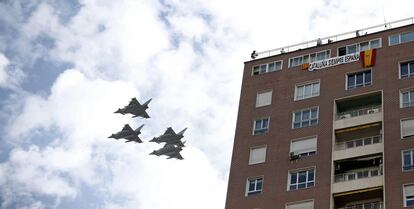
308,53,360,71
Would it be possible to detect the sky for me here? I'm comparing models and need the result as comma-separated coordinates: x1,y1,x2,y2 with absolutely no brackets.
0,0,413,208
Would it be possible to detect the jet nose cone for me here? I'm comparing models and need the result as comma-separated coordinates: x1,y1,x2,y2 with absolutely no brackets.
114,109,121,114
108,134,114,138
150,151,156,155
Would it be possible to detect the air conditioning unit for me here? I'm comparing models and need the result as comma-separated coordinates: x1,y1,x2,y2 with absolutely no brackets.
289,152,300,160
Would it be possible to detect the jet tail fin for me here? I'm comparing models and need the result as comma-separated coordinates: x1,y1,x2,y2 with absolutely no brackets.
134,124,144,132
143,98,152,106
178,128,187,135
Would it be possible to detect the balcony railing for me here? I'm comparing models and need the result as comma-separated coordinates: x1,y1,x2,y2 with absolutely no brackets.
336,105,382,120
334,167,383,183
338,202,383,209
335,135,382,151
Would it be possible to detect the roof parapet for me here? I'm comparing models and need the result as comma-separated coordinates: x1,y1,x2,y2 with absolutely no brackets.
251,17,414,60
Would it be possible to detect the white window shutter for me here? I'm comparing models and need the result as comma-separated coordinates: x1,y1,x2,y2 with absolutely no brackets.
291,137,317,154
249,146,267,164
286,201,314,209
405,184,414,197
256,91,272,107
402,118,414,137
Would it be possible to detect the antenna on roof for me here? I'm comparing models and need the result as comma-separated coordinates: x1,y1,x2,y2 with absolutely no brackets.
383,9,390,29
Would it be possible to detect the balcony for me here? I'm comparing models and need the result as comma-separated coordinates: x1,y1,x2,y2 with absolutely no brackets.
338,201,383,209
335,135,381,150
334,92,382,130
333,123,383,160
334,167,383,183
333,155,383,194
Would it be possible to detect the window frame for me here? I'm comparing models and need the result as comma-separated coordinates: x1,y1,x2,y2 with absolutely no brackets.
399,60,414,79
288,50,331,68
292,107,319,129
256,90,273,108
252,60,283,75
403,183,414,207
389,31,414,46
337,38,382,56
294,80,321,101
287,167,316,191
400,88,414,108
290,136,318,157
401,117,414,139
246,176,264,196
402,149,414,172
346,69,373,90
249,145,267,165
253,117,270,135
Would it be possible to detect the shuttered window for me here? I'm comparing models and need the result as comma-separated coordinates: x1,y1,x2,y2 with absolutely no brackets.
249,146,267,165
401,118,414,138
286,201,314,209
404,184,414,207
256,90,272,107
291,137,317,157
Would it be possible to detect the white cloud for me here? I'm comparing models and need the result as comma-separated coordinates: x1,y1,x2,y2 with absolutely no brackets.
0,53,10,87
2,0,414,208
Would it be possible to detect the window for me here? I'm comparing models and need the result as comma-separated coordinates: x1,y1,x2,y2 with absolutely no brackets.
403,150,414,171
252,61,282,75
288,168,315,191
338,38,381,56
291,137,317,157
389,31,414,46
400,61,414,79
286,200,314,209
292,107,318,129
256,90,272,107
253,118,269,135
249,146,267,165
246,177,263,196
401,118,414,138
295,81,320,100
401,89,414,108
347,70,372,89
289,50,330,68
404,184,414,207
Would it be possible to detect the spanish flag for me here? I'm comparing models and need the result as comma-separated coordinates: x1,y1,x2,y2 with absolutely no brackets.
301,63,310,70
360,49,377,68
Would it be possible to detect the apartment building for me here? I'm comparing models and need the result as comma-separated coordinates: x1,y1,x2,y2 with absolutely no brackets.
225,18,414,209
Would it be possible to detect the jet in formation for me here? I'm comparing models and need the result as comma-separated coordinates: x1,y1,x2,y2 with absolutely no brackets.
114,98,152,118
149,127,187,160
108,124,144,143
150,144,184,160
149,127,187,147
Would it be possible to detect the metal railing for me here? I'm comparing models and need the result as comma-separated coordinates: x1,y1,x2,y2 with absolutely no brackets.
338,202,383,209
253,17,414,59
336,105,382,120
335,135,382,151
334,167,383,183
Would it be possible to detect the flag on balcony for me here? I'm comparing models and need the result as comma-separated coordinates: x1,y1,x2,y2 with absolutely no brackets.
360,49,377,68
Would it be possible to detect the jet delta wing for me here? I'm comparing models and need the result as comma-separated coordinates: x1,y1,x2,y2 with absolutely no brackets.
150,144,184,160
114,98,151,118
149,127,187,147
108,124,144,143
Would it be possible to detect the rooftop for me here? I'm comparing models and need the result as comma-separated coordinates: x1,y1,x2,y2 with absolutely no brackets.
251,17,414,60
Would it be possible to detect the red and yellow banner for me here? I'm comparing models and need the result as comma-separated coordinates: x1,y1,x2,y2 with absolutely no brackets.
360,49,377,68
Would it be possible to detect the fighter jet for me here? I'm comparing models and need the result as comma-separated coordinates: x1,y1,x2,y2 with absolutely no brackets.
150,144,184,160
108,124,144,143
114,98,151,118
149,127,187,147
